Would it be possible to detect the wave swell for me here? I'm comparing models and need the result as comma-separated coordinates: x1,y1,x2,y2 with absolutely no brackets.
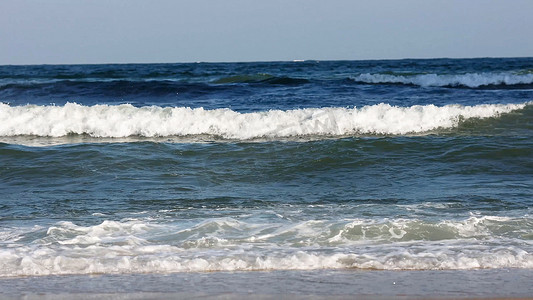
352,72,533,88
0,102,528,139
213,74,309,85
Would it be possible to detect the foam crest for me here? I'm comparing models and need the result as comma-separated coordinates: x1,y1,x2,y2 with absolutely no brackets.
2,244,533,277
352,72,533,88
326,216,533,244
44,220,152,246
0,102,527,138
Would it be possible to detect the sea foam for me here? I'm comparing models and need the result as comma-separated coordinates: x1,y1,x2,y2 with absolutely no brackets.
3,246,532,277
2,217,533,277
0,102,528,139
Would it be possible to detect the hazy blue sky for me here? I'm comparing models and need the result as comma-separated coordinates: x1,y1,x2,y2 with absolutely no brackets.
1,0,532,64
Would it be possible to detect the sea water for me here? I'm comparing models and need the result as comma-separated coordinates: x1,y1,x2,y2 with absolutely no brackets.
1,58,533,296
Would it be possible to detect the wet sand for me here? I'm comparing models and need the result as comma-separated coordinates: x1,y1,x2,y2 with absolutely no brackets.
2,269,533,299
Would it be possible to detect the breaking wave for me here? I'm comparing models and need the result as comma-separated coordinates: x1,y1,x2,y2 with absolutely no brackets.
1,216,533,277
351,72,533,88
0,102,528,139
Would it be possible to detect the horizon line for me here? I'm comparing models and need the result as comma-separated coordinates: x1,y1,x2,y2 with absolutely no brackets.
1,56,532,67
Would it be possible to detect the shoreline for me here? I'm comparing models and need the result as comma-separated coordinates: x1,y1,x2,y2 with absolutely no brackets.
2,269,533,299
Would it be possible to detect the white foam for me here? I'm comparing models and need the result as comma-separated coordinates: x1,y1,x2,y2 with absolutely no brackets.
2,217,533,277
0,102,528,139
2,243,533,277
352,72,533,88
440,215,513,238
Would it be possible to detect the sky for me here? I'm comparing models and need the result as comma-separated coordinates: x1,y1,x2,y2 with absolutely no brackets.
1,0,533,65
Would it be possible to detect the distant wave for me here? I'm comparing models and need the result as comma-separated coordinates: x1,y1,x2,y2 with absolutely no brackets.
213,74,309,85
0,76,308,98
351,72,533,88
0,102,528,139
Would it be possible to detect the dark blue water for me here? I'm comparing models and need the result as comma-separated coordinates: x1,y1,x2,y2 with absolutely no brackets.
1,58,533,277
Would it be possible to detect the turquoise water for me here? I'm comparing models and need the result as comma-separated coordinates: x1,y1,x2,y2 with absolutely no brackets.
1,58,533,278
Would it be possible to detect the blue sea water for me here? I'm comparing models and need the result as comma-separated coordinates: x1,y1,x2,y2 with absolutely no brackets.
1,58,533,284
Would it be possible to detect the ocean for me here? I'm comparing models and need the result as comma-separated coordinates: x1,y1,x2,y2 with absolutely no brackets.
1,58,533,298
